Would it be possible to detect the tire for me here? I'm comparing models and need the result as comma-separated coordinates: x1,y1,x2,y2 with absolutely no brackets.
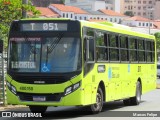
130,81,142,105
88,87,104,114
123,99,130,106
29,106,47,114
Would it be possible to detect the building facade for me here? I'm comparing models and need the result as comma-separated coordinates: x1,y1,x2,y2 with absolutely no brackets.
48,4,128,23
64,0,106,11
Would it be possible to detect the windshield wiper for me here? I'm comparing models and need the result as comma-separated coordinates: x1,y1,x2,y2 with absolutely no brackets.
47,34,63,53
45,34,63,64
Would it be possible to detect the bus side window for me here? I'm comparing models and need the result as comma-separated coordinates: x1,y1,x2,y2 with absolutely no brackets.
83,28,95,62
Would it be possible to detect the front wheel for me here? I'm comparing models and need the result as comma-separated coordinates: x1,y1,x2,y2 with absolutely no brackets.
89,87,104,114
29,106,47,114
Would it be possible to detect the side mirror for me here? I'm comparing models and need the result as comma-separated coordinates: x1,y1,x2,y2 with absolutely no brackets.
0,40,3,53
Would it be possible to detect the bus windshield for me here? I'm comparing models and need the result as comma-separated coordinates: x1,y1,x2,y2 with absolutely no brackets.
9,35,81,73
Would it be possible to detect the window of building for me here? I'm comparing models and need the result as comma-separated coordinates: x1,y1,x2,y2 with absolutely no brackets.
115,18,117,22
143,23,145,26
63,13,65,17
150,23,152,27
146,23,148,26
138,6,141,10
128,6,130,10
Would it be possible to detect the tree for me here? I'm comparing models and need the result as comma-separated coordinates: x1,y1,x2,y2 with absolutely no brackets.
0,0,40,49
154,32,160,57
154,32,160,48
124,11,134,17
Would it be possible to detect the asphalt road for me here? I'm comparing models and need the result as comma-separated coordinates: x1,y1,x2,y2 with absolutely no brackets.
0,80,160,120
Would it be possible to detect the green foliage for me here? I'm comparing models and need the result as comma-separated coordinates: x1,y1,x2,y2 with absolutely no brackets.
154,32,160,49
0,0,40,49
124,11,134,17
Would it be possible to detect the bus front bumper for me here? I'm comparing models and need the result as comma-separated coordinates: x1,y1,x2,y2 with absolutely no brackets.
6,86,84,106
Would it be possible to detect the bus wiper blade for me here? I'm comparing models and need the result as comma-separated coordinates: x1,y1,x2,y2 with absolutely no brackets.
47,34,63,53
45,34,63,64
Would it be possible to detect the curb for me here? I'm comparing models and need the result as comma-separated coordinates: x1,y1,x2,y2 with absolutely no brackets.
0,105,27,111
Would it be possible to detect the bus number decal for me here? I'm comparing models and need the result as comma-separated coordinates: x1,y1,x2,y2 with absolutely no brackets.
20,86,33,91
43,23,58,31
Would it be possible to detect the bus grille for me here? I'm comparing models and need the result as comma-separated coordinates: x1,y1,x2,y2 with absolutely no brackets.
17,92,63,102
12,75,68,84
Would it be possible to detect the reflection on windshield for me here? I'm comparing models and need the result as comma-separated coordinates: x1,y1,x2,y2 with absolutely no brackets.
10,37,81,73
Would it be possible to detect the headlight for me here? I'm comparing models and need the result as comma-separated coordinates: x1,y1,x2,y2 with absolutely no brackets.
11,85,17,95
65,87,72,96
6,81,17,95
73,82,80,89
64,81,81,96
6,82,11,88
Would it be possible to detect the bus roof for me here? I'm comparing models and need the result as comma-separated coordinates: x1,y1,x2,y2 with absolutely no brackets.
80,20,155,40
16,18,155,40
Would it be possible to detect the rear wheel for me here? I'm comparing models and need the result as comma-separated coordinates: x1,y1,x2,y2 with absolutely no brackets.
89,87,103,114
130,81,142,105
29,106,47,114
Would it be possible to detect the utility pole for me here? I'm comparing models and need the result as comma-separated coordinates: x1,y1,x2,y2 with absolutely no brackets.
22,0,28,18
147,8,154,34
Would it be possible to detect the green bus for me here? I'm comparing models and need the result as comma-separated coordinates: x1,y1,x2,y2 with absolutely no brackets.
6,18,156,114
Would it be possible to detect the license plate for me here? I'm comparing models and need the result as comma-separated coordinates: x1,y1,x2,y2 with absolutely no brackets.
33,96,46,101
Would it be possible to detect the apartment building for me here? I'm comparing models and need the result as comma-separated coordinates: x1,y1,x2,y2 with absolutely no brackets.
122,0,155,19
64,0,106,11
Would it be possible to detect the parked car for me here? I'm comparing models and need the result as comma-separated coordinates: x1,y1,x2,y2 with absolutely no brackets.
157,63,160,78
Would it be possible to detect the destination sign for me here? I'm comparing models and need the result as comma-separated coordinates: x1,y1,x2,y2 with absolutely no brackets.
21,23,68,31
